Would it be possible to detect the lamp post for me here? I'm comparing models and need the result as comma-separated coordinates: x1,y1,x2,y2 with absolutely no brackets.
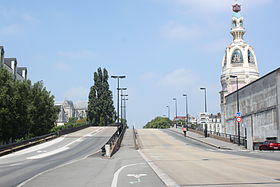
111,75,126,124
122,97,128,123
166,105,170,120
119,89,127,123
173,98,177,119
200,88,208,137
121,93,128,121
230,75,240,146
183,94,189,131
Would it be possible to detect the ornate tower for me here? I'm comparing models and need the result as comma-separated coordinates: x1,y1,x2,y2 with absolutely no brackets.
220,2,260,104
220,2,260,133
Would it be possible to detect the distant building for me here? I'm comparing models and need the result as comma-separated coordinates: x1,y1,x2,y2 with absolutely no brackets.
0,46,28,81
208,113,222,134
56,100,88,125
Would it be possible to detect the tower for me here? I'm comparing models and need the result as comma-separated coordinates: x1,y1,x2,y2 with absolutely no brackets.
220,2,260,104
220,2,260,133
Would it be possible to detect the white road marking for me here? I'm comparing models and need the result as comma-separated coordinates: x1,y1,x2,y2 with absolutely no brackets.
0,137,65,160
111,163,145,187
26,127,105,160
138,150,180,187
127,173,147,184
8,163,23,167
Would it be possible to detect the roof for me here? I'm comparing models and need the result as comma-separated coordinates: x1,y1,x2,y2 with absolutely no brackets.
17,67,27,74
4,58,17,68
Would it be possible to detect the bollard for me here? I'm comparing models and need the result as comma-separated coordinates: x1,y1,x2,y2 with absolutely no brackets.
105,144,111,157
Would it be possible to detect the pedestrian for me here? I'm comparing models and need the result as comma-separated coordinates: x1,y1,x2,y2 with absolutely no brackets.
182,125,187,137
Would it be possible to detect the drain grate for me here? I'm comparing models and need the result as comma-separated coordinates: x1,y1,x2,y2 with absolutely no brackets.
201,158,209,161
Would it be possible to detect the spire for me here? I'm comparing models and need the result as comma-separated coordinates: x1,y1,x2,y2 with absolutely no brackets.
230,1,245,42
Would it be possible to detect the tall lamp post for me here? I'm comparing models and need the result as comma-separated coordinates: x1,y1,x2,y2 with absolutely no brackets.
122,97,128,123
121,94,128,121
119,88,127,123
111,75,126,124
166,105,170,120
230,75,240,146
183,94,189,131
200,88,208,137
173,98,177,119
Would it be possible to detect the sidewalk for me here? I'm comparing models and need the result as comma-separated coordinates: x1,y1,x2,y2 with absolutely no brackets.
169,127,247,151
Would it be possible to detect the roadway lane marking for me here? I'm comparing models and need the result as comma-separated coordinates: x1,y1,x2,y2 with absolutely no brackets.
111,163,145,187
127,174,147,184
26,127,105,160
0,137,65,160
138,150,181,187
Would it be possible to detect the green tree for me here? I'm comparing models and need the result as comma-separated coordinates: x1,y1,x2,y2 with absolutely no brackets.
0,67,16,143
143,117,172,129
29,81,60,136
88,68,115,126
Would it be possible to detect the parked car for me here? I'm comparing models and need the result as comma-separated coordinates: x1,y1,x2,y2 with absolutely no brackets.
259,141,280,150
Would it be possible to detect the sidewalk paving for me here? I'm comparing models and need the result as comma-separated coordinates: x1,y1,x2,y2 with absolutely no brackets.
169,127,247,151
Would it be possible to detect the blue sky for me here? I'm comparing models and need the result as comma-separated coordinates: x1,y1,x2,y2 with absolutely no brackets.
1,0,279,128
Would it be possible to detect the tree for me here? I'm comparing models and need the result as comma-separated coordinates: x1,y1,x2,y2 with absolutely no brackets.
28,81,60,137
143,117,172,129
88,68,115,126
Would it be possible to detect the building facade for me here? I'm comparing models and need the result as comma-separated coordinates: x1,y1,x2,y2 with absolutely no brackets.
224,68,280,150
56,100,88,125
0,46,28,81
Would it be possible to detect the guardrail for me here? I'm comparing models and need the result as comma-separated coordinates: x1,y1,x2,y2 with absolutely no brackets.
102,124,127,157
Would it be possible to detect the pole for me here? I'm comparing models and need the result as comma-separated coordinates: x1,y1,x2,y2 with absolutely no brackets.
166,106,170,119
117,78,120,124
236,77,240,146
183,94,189,131
120,89,123,124
200,88,207,138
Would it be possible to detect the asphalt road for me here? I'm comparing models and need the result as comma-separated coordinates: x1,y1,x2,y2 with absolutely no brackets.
0,127,117,187
164,129,280,161
137,129,280,187
19,129,166,187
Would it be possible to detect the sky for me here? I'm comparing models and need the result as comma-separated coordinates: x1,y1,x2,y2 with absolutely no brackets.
1,0,279,128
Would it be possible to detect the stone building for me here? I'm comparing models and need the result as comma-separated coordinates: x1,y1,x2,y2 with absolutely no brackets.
224,68,280,150
55,100,88,125
0,46,28,81
220,2,280,149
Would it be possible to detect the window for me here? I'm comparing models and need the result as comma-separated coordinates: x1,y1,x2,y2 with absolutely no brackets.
231,49,243,63
248,50,255,64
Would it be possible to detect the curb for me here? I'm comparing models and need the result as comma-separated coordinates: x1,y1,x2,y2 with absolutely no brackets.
167,129,232,150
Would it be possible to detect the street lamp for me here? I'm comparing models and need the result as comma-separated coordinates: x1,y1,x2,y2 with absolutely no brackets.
200,88,208,137
122,97,128,123
121,93,128,121
119,88,127,123
173,98,177,119
230,75,240,146
183,94,189,131
166,105,170,120
111,75,126,124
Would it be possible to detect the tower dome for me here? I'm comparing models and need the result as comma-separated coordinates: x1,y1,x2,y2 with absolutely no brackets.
220,2,260,102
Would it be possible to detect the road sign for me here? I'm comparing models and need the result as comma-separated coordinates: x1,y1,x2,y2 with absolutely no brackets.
236,117,242,123
236,112,241,117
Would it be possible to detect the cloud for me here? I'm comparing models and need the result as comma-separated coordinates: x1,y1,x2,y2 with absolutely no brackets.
0,24,20,35
55,61,70,71
160,21,202,40
64,87,89,100
140,72,158,81
57,50,96,60
157,69,198,88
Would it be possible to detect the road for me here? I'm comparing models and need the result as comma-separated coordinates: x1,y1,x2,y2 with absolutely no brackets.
0,126,117,187
137,129,280,187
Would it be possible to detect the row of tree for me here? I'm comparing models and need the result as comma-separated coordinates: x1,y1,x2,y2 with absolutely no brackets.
143,117,172,129
0,67,59,144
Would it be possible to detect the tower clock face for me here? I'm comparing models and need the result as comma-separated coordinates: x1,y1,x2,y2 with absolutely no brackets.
231,49,243,63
